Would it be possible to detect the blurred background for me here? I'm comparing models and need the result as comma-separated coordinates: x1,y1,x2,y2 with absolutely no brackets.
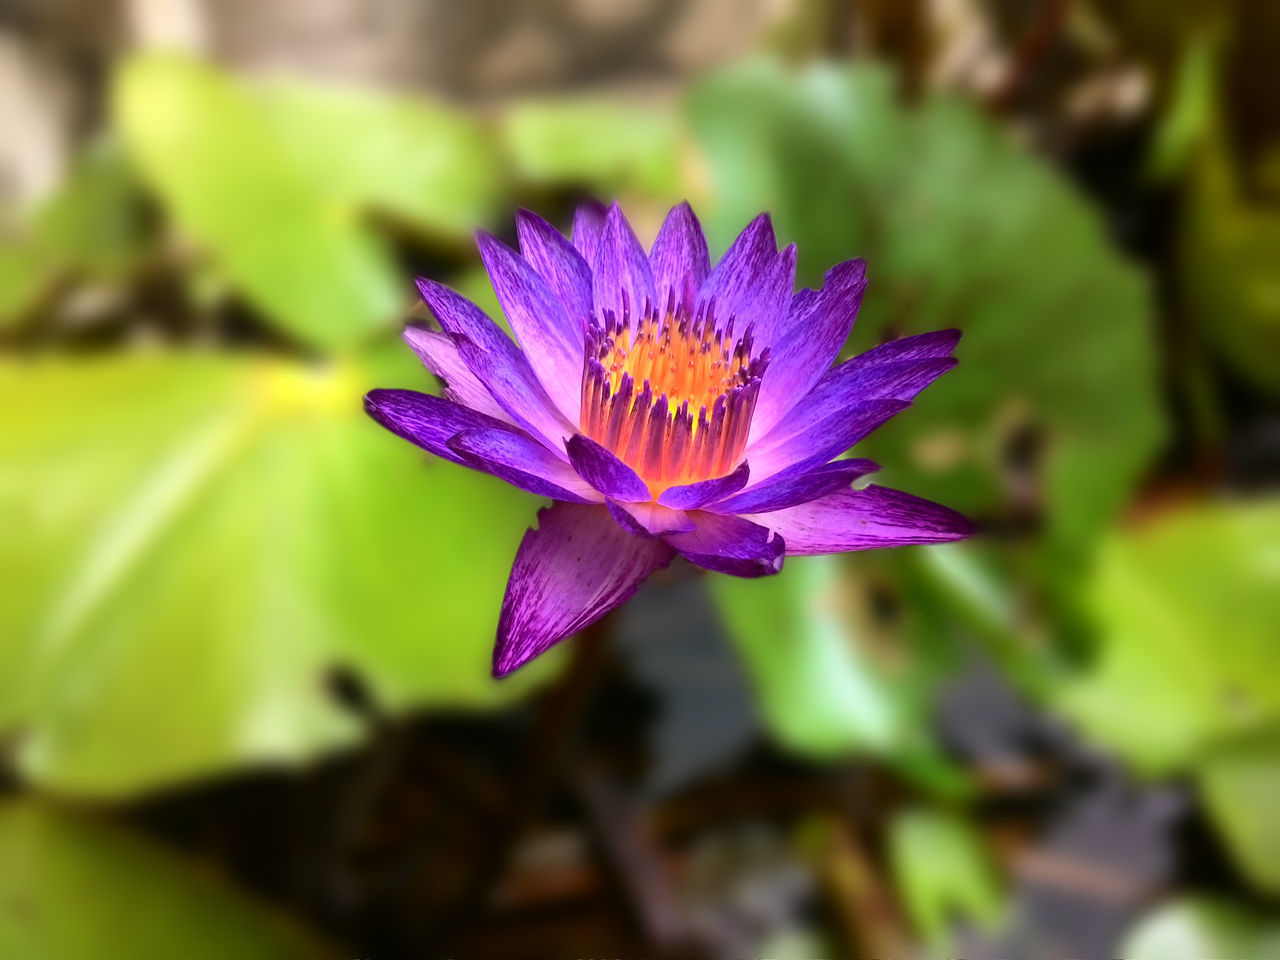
2,0,1278,956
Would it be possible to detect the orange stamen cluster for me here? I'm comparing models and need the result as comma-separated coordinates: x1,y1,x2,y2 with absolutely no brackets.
580,293,770,492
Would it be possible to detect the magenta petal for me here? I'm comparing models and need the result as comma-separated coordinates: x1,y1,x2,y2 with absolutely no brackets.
656,461,750,510
749,258,867,442
516,209,593,331
593,202,657,329
664,512,785,578
572,198,608,265
710,458,879,514
747,398,910,483
415,278,571,451
477,231,584,425
402,325,511,423
649,201,710,311
495,502,675,676
607,500,696,537
364,388,511,468
565,434,650,502
746,485,974,556
448,429,600,503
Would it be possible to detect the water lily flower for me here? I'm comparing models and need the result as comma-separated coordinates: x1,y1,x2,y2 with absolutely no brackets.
365,201,972,676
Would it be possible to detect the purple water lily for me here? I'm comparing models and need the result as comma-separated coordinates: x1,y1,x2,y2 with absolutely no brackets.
365,201,973,676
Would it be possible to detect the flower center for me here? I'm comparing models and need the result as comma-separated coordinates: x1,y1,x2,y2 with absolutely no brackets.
580,293,770,492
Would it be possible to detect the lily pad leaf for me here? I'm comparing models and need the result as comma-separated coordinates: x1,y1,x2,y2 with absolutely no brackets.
114,52,401,351
0,799,329,959
1057,500,1280,775
0,347,559,797
689,60,1166,567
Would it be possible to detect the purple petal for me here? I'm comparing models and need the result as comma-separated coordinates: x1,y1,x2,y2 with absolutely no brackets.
402,325,511,423
663,512,785,578
495,501,675,676
698,215,793,341
709,459,879,514
448,428,600,503
656,461,750,510
607,500,696,537
593,201,657,330
649,201,710,311
749,258,867,442
415,277,571,451
747,399,910,484
746,485,974,556
572,198,607,265
752,332,959,451
364,388,509,468
853,328,961,362
516,209,593,331
565,434,650,502
477,231,585,425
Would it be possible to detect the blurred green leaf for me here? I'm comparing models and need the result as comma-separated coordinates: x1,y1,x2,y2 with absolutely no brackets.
1148,33,1220,181
888,806,1005,946
261,80,501,241
1181,139,1280,395
114,52,401,351
709,554,964,793
0,347,560,797
1058,500,1280,774
0,799,328,959
689,61,1165,567
0,140,147,327
1197,728,1280,895
710,555,900,757
503,98,683,196
1123,897,1280,960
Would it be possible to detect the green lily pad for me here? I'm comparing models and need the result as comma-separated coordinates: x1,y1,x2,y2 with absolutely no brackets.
888,806,1005,946
0,139,148,327
689,60,1166,566
1058,500,1280,775
502,98,683,197
708,554,965,793
1197,728,1280,896
114,52,401,351
0,346,559,797
0,799,329,959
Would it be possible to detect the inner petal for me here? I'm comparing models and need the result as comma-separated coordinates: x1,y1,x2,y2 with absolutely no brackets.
579,292,770,493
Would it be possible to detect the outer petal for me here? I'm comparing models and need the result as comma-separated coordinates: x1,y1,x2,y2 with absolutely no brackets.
753,332,959,451
663,512,785,578
566,434,650,502
593,201,657,329
495,501,675,676
747,398,910,484
516,209,593,330
477,231,585,425
402,325,511,423
697,215,794,341
364,388,511,467
448,429,600,503
607,500,696,537
649,201,710,311
746,485,974,556
710,459,879,514
656,461,750,510
749,258,867,443
415,277,571,451
572,198,607,265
